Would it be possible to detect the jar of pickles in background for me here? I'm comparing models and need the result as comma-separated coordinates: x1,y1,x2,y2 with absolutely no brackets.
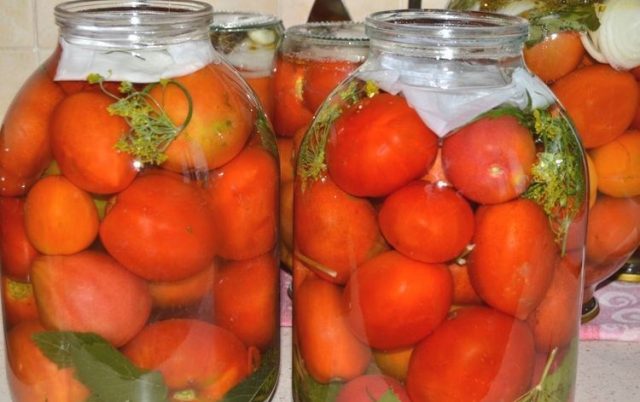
449,0,640,321
0,1,279,401
293,9,587,402
274,21,369,269
210,11,284,120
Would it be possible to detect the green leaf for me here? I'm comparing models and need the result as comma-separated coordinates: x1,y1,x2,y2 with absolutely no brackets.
376,389,404,402
32,331,169,402
221,346,280,402
516,340,578,401
525,4,600,46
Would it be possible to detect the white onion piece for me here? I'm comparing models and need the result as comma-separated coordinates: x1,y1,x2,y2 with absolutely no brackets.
496,0,537,16
580,0,640,70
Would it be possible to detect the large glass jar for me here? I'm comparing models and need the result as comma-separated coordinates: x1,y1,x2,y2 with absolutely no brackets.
210,11,284,120
0,1,279,401
274,21,369,270
449,0,640,321
292,9,587,402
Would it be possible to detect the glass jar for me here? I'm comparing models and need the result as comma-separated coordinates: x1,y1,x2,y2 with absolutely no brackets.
274,21,369,270
0,1,279,401
449,0,640,321
292,9,587,402
210,11,284,120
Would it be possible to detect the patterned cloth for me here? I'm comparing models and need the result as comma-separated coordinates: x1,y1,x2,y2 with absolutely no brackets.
580,280,640,341
280,269,640,341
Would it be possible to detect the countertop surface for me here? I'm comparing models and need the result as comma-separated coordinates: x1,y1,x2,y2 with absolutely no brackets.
2,327,636,402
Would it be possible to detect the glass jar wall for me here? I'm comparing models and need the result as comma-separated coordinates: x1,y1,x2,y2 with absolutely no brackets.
0,1,279,401
449,0,640,321
210,11,284,120
292,9,587,402
274,21,369,269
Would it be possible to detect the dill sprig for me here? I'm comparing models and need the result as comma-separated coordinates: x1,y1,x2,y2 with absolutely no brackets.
87,73,192,166
296,79,379,187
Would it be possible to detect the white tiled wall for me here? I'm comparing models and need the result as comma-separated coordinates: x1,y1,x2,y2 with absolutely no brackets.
0,0,449,121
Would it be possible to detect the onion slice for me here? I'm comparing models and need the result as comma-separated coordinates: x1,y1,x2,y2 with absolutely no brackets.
580,0,640,70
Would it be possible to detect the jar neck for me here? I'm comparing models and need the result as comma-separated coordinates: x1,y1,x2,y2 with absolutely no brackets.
282,22,369,63
365,9,529,62
55,0,213,49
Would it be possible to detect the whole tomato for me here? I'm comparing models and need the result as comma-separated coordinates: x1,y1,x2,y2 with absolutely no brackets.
344,251,453,350
326,93,439,197
406,306,535,402
469,199,558,319
100,171,217,282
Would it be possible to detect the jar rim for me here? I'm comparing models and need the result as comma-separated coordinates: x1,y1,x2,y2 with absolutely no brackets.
54,0,213,48
285,21,369,48
210,11,283,32
365,9,529,43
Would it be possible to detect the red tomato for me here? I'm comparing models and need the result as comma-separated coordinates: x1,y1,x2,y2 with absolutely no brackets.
123,319,258,400
273,57,314,137
378,181,474,263
326,93,439,197
31,251,152,347
406,306,535,402
205,146,278,260
148,263,215,309
528,255,581,352
100,172,217,281
7,321,90,402
344,251,453,350
0,197,39,279
295,277,371,383
0,66,64,196
302,60,359,111
293,177,384,284
442,115,536,204
468,199,558,320
50,91,137,194
214,253,279,350
336,374,411,402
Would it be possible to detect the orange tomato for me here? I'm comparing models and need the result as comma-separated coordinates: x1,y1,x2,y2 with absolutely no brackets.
448,263,483,306
154,64,254,172
585,195,640,266
295,277,371,383
100,172,218,281
302,60,359,111
24,176,99,255
442,115,537,205
148,263,215,309
205,146,278,260
245,75,275,118
7,321,90,402
31,251,152,347
213,253,278,350
523,31,585,83
469,199,558,320
590,129,640,197
50,91,137,194
0,66,64,196
0,197,39,279
344,251,453,350
372,347,413,382
294,177,384,284
378,181,474,263
551,64,639,148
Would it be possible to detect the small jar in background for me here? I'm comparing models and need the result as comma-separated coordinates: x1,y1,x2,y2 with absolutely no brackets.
210,11,284,119
274,22,369,269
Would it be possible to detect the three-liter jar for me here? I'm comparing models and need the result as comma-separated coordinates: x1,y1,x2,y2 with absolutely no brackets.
0,1,280,401
292,9,587,402
210,11,284,120
274,21,369,269
449,0,640,321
